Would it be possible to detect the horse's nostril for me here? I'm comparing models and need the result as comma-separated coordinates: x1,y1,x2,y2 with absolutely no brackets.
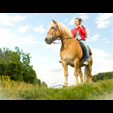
45,37,53,44
45,38,47,42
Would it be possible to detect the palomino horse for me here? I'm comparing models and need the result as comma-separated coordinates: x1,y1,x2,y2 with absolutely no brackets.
45,19,93,87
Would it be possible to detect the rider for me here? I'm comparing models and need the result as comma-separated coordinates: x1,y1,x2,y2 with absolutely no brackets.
71,17,90,65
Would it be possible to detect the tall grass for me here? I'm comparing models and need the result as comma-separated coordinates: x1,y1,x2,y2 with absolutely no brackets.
0,77,113,100
0,76,39,100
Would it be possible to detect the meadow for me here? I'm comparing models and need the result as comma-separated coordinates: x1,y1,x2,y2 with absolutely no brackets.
0,75,113,100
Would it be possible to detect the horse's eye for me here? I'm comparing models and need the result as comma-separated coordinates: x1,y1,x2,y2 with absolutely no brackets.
51,27,55,29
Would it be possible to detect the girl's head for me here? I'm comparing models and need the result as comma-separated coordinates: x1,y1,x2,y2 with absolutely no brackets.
74,18,83,26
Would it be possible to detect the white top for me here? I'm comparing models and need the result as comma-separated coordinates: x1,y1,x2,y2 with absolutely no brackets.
75,30,82,40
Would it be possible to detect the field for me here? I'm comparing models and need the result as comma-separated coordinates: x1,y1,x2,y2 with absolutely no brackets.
0,77,113,100
1,47,112,100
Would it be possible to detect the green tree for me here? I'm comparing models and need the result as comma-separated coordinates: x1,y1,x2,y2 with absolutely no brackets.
92,71,113,82
0,47,41,85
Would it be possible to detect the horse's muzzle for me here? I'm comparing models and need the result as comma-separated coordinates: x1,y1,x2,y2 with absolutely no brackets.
45,37,54,44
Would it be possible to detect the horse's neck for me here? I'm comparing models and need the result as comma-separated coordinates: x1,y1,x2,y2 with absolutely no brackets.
60,33,74,50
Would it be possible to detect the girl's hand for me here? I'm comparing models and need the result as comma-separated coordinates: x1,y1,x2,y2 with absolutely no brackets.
80,24,82,28
76,26,79,29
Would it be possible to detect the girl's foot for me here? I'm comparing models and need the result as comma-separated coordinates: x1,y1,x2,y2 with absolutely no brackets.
83,60,89,65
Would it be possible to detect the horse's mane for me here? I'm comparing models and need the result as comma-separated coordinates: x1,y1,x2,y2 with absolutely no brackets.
48,22,73,37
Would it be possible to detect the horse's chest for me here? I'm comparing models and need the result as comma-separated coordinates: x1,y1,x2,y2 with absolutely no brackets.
61,53,74,67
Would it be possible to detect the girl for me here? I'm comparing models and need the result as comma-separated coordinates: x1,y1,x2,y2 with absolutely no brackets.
71,17,90,65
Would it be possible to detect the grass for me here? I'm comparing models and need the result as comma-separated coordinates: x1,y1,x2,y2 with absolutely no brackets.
0,78,113,100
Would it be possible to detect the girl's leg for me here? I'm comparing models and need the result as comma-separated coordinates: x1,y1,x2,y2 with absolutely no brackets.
79,40,90,61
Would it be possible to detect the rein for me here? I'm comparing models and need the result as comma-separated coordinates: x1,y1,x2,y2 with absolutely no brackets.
53,37,75,44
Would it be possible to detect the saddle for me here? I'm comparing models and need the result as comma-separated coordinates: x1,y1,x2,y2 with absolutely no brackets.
78,41,92,63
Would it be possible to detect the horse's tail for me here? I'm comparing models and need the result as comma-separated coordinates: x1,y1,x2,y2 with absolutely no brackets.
89,48,92,55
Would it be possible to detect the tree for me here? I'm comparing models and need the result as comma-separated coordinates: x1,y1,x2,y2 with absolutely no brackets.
92,71,113,82
0,47,41,85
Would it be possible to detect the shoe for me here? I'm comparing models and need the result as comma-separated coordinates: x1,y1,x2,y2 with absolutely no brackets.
83,60,89,65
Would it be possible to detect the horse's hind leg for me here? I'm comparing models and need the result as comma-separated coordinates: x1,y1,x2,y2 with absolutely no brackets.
87,55,93,83
79,68,83,84
74,58,79,85
84,65,88,83
88,64,92,83
84,65,92,83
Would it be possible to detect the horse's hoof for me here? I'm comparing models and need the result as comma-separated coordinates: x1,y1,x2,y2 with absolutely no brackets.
63,85,67,88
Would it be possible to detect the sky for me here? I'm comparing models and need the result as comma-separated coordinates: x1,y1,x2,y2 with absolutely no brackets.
0,13,113,87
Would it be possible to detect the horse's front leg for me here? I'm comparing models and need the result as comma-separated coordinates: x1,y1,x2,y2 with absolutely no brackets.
79,68,83,84
61,60,68,87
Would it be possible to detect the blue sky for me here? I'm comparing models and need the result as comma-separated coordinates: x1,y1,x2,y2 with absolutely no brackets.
0,13,113,87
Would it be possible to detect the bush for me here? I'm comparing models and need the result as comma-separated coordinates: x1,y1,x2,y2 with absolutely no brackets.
0,47,43,86
0,75,16,89
92,71,113,82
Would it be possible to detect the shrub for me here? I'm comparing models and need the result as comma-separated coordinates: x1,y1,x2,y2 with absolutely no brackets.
92,71,113,82
0,47,42,85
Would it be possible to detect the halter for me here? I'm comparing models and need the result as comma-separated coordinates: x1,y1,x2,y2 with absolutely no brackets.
47,24,75,44
47,24,59,40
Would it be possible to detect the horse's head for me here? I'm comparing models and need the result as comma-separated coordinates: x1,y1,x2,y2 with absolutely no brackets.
45,19,61,44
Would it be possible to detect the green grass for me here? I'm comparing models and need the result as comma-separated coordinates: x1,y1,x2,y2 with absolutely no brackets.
0,78,113,100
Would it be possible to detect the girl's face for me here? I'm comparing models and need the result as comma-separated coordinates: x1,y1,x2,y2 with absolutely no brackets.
74,19,80,26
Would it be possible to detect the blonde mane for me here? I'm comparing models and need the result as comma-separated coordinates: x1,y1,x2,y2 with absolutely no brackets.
48,22,73,37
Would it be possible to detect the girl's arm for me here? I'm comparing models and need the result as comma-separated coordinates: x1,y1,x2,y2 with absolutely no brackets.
71,29,76,37
80,25,86,35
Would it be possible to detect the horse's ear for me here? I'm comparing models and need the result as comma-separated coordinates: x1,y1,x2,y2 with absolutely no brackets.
52,19,57,25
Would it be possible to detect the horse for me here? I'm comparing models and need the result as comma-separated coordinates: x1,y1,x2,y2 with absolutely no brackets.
45,19,93,87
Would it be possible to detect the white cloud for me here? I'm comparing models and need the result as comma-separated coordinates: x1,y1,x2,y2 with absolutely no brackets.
92,48,113,75
17,25,32,33
11,15,26,22
105,41,110,44
18,35,39,45
64,18,69,23
32,25,45,34
33,62,77,87
92,48,109,58
44,42,61,53
0,14,27,26
102,38,107,41
102,38,110,44
79,13,89,20
48,64,63,73
95,13,113,28
32,63,63,87
68,13,89,25
0,28,39,47
88,34,99,42
68,17,75,26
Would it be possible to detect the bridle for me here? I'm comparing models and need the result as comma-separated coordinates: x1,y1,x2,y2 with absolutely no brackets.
47,24,75,44
47,24,59,41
